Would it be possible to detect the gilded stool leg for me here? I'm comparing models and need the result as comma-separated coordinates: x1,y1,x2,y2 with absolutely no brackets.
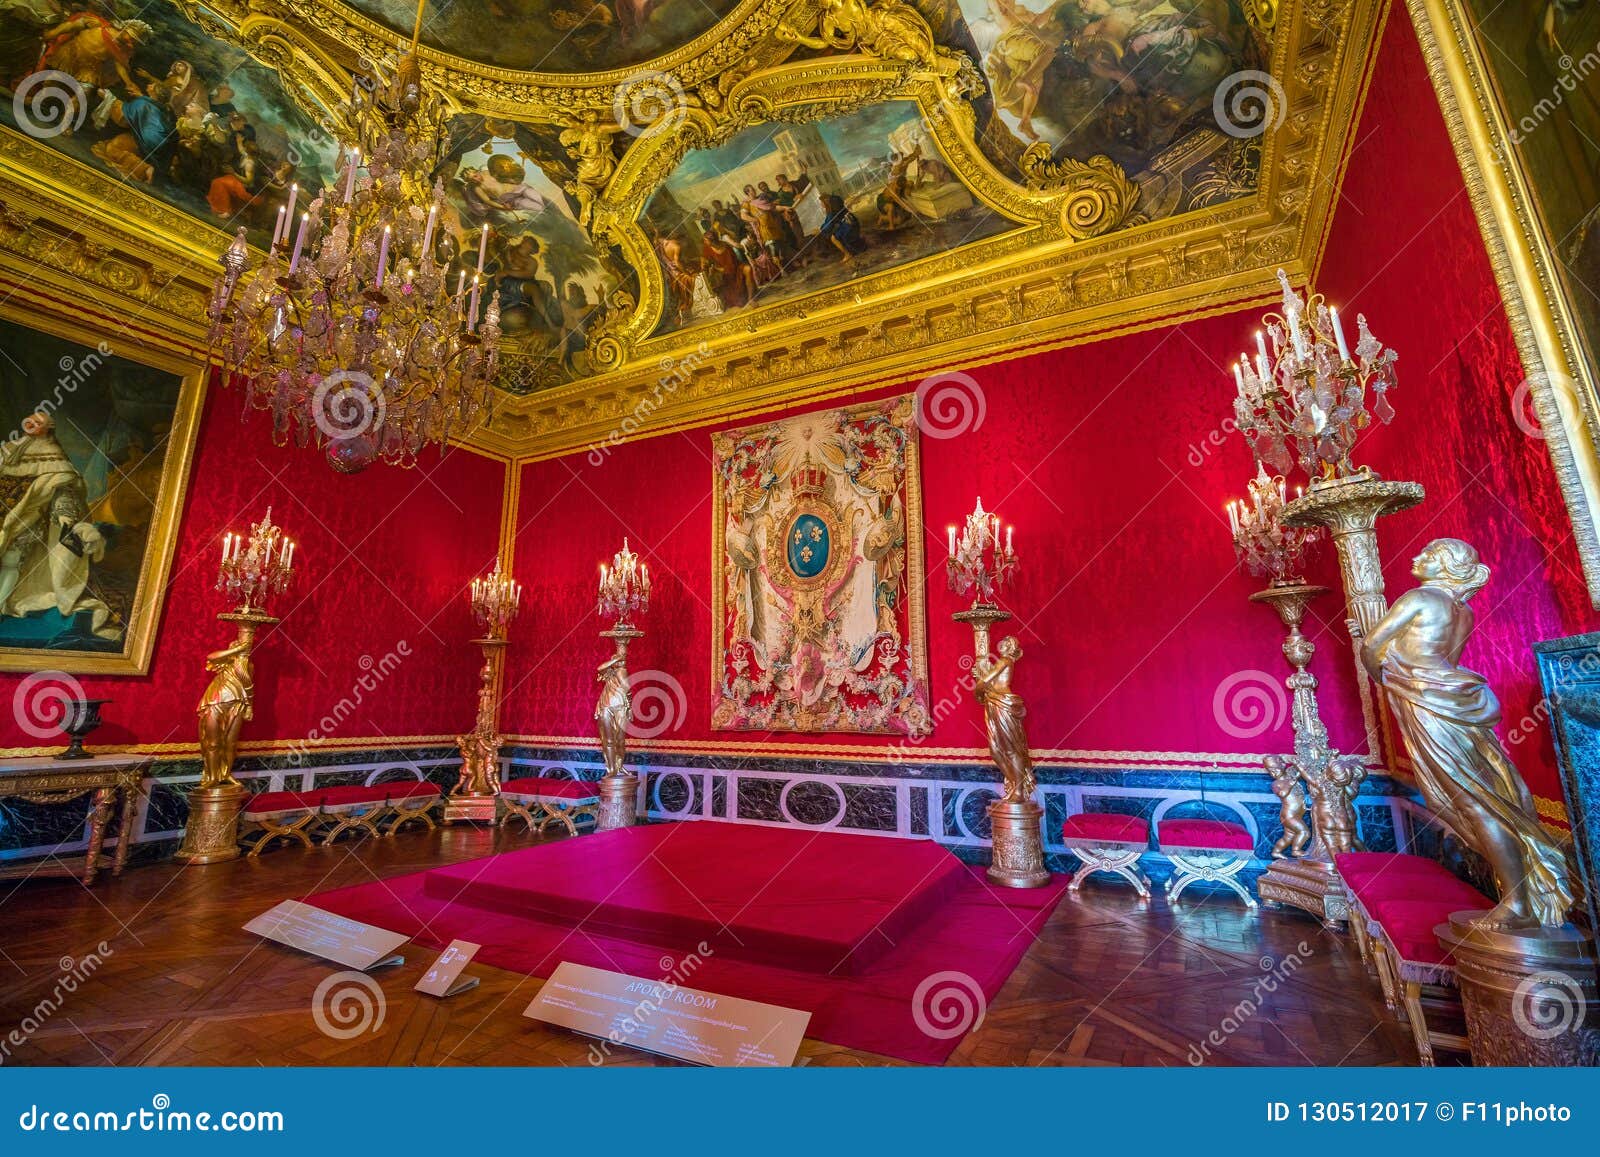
1371,938,1403,1017
1402,981,1436,1066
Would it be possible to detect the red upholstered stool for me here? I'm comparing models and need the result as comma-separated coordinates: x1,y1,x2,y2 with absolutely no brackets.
1157,818,1258,908
240,789,330,856
380,781,443,836
1061,813,1151,898
499,775,601,836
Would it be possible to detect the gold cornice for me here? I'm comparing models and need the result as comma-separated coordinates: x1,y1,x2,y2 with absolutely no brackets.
0,734,459,761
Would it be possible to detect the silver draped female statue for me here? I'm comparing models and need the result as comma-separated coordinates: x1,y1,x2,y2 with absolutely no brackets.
974,636,1037,803
1361,538,1575,930
594,650,631,779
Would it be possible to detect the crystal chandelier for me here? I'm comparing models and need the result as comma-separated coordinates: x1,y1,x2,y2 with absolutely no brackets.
945,498,1017,608
207,0,500,473
1231,270,1397,486
1227,464,1322,584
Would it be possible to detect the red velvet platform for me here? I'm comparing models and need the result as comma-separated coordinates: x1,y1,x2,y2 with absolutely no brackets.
309,821,1066,1064
419,824,966,975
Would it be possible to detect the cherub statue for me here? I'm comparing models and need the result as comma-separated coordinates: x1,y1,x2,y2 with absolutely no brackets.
197,632,254,789
594,649,632,779
558,111,626,230
1362,538,1577,930
974,636,1037,804
1265,755,1310,859
1308,758,1363,858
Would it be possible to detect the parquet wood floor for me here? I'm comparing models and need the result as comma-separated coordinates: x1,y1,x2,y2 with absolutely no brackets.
0,826,1423,1067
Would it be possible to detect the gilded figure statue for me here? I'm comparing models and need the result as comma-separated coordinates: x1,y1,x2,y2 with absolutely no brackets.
1307,758,1362,857
196,631,253,789
974,636,1037,803
1361,538,1577,930
1265,755,1311,858
559,111,627,230
776,0,968,80
595,649,632,778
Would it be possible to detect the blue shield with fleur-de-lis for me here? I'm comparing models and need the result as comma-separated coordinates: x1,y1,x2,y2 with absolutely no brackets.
786,512,831,579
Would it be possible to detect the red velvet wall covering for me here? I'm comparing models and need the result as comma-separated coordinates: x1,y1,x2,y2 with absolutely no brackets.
503,7,1598,806
1315,9,1599,803
0,385,506,753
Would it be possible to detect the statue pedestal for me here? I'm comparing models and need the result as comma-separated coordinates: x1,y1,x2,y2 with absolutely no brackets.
595,774,639,833
444,794,498,824
1258,857,1349,930
986,799,1049,888
177,783,247,865
1435,913,1600,1066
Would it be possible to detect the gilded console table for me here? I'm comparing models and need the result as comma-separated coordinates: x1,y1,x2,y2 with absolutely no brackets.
0,755,149,884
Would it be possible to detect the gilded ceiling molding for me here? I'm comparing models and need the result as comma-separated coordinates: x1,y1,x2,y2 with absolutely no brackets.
0,0,1388,464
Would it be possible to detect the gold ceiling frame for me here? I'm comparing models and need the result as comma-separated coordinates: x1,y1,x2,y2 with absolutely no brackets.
0,0,1390,469
1404,0,1600,605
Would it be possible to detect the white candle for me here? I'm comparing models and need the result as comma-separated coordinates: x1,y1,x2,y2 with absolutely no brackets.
476,225,489,275
376,225,391,285
1255,353,1269,382
222,533,232,564
344,151,358,204
289,212,308,274
285,182,298,224
468,279,481,333
422,204,437,260
1255,330,1268,364
455,270,467,317
1233,362,1244,393
272,205,286,247
1331,306,1350,362
947,526,956,556
1005,526,1013,555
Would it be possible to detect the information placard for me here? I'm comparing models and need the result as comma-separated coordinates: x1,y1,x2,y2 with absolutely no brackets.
244,899,408,971
523,961,810,1067
415,940,480,998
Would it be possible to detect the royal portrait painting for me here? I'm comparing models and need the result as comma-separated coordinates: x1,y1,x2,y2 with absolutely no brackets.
0,310,203,674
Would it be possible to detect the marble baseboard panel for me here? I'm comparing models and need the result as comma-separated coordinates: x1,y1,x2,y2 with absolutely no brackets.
503,745,1429,875
0,745,466,865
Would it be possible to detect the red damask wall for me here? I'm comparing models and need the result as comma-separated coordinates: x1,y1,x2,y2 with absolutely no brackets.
502,7,1598,804
0,385,506,753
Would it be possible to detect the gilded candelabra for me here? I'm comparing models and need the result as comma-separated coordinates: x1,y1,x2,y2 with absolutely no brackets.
178,511,298,865
447,563,520,824
208,0,499,473
1227,468,1364,928
594,541,650,832
1230,270,1423,758
946,500,1046,888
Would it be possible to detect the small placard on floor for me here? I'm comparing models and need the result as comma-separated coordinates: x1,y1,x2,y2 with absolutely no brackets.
415,940,480,998
244,899,408,970
524,961,810,1067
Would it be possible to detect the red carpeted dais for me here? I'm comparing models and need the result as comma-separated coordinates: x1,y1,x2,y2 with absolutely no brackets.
308,822,1066,1064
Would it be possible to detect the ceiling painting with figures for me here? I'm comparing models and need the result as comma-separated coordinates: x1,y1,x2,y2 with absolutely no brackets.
0,0,1370,457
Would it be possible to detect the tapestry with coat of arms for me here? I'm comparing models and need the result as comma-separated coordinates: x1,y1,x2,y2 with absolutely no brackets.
711,396,929,736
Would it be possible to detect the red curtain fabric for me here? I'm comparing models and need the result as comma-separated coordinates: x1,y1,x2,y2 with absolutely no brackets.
0,381,506,752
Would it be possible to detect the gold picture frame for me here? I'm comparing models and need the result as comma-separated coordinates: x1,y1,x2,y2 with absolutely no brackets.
1408,0,1600,605
0,303,207,675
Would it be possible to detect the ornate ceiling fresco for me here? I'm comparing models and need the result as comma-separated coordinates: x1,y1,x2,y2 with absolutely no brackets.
0,0,1387,459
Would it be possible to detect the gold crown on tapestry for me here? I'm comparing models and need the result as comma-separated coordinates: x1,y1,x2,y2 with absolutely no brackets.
788,455,829,500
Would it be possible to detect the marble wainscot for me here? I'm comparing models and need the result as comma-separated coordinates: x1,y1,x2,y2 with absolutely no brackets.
503,745,1429,888
1534,631,1600,936
0,744,467,868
